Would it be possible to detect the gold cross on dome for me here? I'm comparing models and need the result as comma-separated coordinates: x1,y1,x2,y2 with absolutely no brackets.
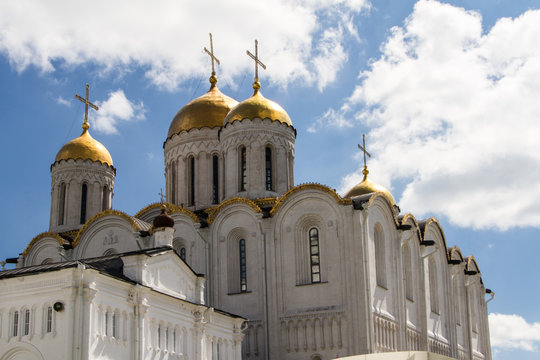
75,84,99,130
358,134,371,171
204,33,220,75
246,39,266,82
158,188,165,204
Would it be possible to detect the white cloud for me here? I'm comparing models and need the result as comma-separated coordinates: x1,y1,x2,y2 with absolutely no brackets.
324,0,540,230
91,90,146,135
0,0,369,91
55,96,70,107
490,313,540,352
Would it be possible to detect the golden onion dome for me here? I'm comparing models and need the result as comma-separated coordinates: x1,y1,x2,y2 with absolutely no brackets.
55,124,113,166
344,168,395,206
167,75,238,139
224,82,292,126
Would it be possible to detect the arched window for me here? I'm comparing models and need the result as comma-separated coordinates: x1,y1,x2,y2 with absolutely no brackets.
239,239,247,292
80,183,88,224
102,185,109,211
188,156,195,206
239,147,247,191
429,256,439,314
265,146,273,191
112,312,118,338
12,310,19,337
403,243,413,301
58,182,66,225
46,306,53,333
180,247,186,261
212,155,219,204
105,311,109,336
171,161,177,204
309,228,321,283
374,224,386,288
23,309,30,336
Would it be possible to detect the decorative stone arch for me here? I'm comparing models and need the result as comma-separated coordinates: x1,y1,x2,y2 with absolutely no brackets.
23,232,66,266
226,227,251,294
294,213,327,285
366,195,400,316
399,214,425,341
72,210,141,259
271,185,346,286
421,218,452,343
206,197,262,225
0,344,44,360
270,183,351,217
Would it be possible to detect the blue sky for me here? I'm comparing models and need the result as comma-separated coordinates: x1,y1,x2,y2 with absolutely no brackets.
1,0,539,358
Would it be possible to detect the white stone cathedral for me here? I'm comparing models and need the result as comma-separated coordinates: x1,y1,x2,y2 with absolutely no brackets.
0,42,492,360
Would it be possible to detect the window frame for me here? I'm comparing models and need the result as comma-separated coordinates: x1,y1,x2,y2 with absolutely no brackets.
309,227,321,283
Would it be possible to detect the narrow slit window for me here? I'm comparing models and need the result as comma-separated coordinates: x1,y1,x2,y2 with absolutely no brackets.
403,243,413,301
46,306,53,333
58,182,66,225
240,147,247,191
80,183,88,224
265,147,273,191
180,247,186,261
429,256,439,314
105,311,109,336
190,156,195,205
112,312,118,338
171,162,177,204
239,239,247,292
102,185,109,211
12,311,18,337
309,228,321,283
212,155,219,204
23,309,30,336
374,224,386,288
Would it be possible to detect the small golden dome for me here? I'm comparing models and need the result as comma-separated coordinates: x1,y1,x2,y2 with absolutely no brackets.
344,168,395,206
167,76,238,139
224,82,292,126
55,127,113,166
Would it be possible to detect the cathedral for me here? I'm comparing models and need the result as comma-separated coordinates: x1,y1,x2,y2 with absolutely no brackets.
0,40,492,360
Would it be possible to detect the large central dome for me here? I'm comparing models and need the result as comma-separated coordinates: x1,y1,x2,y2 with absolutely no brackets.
167,77,238,139
223,82,292,126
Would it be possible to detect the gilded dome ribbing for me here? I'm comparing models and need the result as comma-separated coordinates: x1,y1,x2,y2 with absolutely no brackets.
167,77,238,138
223,82,292,126
344,168,395,206
55,127,113,166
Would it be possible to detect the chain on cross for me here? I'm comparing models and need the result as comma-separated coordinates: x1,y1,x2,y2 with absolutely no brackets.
246,39,266,86
74,84,99,130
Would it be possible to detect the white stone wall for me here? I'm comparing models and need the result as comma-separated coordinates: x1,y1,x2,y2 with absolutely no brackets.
50,159,115,233
220,119,295,200
164,127,221,210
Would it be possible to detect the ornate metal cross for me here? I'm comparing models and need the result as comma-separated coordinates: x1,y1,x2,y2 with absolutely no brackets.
158,188,165,204
204,33,220,75
75,84,99,129
246,39,266,82
358,134,371,170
